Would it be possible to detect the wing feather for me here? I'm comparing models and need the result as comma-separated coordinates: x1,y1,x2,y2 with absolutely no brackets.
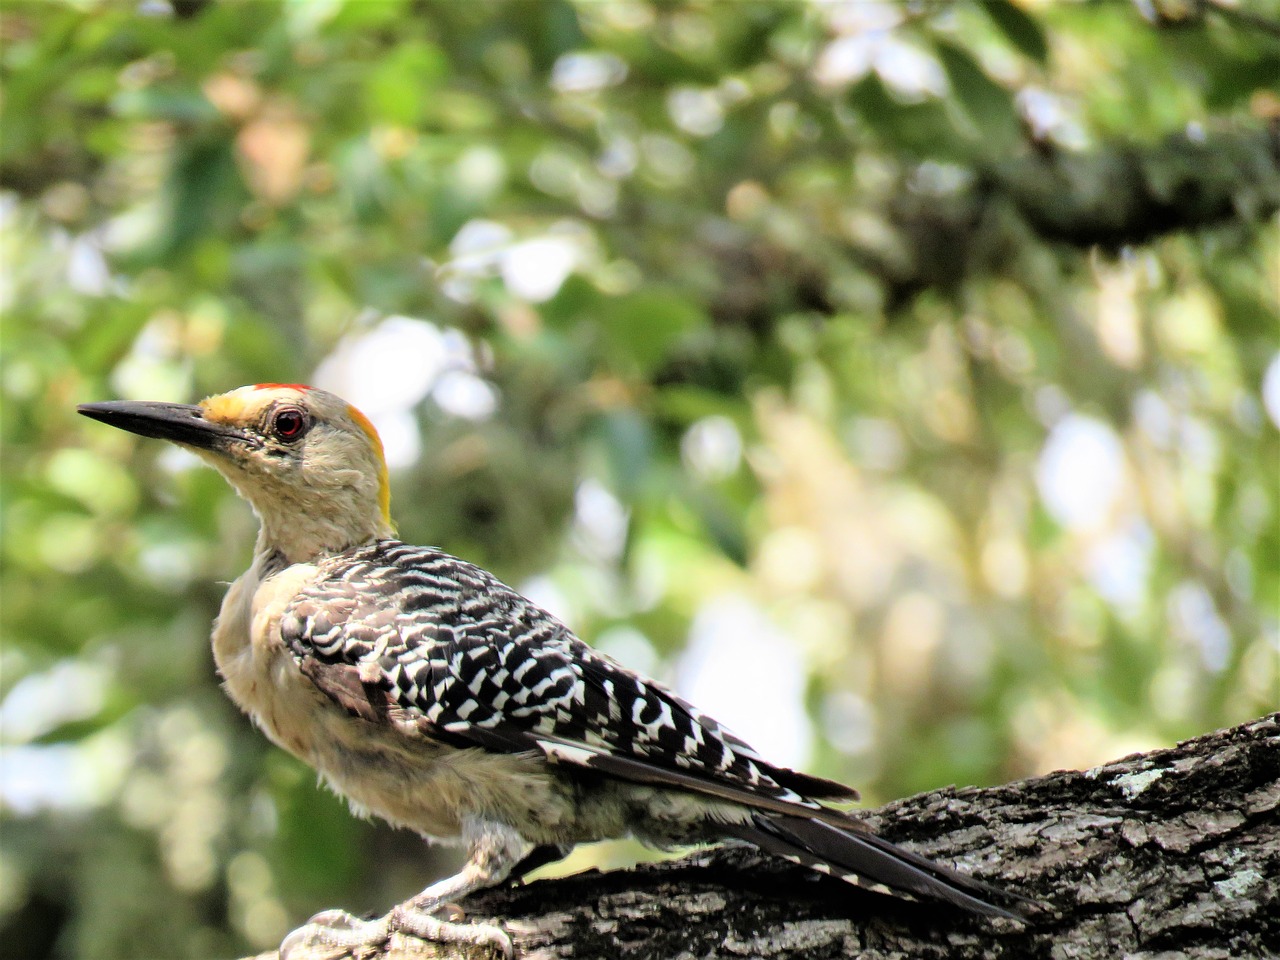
280,539,855,822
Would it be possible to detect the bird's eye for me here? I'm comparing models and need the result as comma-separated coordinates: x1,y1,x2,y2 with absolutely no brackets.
271,407,308,442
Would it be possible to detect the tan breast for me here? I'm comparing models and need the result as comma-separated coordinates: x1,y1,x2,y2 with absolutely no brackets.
209,558,575,843
213,561,329,761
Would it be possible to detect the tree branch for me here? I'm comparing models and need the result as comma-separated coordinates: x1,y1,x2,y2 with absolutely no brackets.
695,125,1280,323
992,125,1280,248
250,713,1279,960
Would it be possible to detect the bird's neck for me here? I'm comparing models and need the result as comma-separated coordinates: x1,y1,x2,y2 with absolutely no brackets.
254,519,388,566
247,490,394,565
209,458,395,565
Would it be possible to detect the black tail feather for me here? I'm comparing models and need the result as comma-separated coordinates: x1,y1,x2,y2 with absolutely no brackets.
767,766,861,801
724,813,1030,921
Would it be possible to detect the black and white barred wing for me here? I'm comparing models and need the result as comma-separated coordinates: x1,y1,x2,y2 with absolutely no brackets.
280,540,855,818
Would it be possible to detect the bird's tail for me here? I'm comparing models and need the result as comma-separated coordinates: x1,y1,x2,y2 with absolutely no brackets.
722,813,1029,921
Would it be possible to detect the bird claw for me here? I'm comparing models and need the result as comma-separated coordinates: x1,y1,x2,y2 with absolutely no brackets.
441,901,467,922
390,904,514,959
279,911,390,960
280,905,512,960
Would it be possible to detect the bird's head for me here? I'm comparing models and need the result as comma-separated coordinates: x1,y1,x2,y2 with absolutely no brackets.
79,384,395,562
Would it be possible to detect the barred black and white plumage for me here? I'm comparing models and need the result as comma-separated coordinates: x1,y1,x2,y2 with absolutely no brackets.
282,539,847,809
79,384,1029,959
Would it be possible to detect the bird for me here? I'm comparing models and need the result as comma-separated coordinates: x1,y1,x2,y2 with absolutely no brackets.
78,383,1026,957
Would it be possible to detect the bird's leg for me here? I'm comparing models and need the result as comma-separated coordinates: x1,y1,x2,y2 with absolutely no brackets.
389,823,531,956
280,822,532,960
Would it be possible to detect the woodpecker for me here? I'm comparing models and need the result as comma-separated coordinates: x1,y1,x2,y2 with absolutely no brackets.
79,384,1024,957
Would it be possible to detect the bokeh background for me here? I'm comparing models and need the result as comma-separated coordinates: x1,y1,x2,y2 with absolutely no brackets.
2,1,1278,957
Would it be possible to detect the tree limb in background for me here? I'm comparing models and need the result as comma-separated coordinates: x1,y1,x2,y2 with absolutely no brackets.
995,124,1280,248
254,713,1279,960
702,125,1280,322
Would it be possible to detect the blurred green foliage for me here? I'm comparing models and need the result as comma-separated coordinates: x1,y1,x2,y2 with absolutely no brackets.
1,1,1277,957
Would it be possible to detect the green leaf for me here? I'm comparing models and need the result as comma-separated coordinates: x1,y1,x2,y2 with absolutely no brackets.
603,290,710,376
848,74,963,161
110,87,220,123
593,408,654,501
158,136,241,260
935,41,1019,149
981,0,1049,65
366,41,449,125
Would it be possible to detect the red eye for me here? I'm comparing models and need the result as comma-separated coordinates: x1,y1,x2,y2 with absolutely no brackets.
272,407,307,441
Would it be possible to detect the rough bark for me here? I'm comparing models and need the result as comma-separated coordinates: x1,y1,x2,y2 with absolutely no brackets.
247,713,1279,960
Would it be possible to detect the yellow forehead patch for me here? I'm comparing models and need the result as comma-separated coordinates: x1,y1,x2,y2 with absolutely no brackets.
345,403,393,527
200,385,306,424
201,391,261,424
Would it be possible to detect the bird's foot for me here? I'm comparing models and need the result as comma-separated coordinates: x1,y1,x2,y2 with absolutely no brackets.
279,910,390,960
392,902,513,958
279,905,512,960
441,901,467,922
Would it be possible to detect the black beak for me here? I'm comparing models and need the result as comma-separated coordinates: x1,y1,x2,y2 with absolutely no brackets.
77,400,248,450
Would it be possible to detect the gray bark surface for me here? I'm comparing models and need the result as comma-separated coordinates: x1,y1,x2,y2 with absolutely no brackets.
251,713,1279,960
